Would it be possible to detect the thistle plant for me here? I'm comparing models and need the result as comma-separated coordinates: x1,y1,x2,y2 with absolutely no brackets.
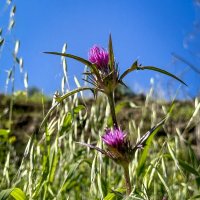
44,35,186,196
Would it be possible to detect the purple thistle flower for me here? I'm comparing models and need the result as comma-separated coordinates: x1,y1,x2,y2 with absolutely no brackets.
102,128,125,148
88,45,109,70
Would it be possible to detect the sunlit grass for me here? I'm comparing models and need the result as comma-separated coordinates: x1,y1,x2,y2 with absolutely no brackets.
0,87,200,199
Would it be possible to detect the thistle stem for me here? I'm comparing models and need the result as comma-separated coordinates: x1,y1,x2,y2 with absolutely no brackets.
123,164,131,195
107,92,118,128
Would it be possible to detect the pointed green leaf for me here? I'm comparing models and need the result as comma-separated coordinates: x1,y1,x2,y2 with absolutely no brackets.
44,51,101,80
136,118,165,176
60,112,72,135
137,66,187,86
55,87,93,103
134,117,165,150
49,146,59,183
108,34,115,70
0,188,26,200
44,51,92,66
10,188,26,200
178,159,200,176
119,60,138,80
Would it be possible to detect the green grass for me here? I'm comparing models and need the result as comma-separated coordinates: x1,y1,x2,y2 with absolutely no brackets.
0,89,200,200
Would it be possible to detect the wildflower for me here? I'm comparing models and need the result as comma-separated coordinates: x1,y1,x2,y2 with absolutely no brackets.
45,34,186,196
45,35,186,91
101,128,133,165
77,119,165,195
101,128,132,166
102,128,125,148
78,118,165,165
88,45,109,71
86,42,119,95
45,34,186,103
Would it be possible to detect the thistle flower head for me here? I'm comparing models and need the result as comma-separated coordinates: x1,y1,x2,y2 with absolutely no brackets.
101,128,135,165
102,128,125,148
88,45,109,70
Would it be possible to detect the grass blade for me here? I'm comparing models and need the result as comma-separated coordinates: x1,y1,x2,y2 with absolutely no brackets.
0,188,26,200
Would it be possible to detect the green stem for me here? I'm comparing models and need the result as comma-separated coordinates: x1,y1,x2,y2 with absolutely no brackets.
123,164,131,195
9,65,15,131
107,92,118,128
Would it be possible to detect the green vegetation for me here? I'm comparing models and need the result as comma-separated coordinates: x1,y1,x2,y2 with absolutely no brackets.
0,1,200,199
0,87,200,199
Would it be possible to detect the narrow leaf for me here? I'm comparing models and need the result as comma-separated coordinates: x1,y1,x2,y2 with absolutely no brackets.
178,159,200,176
44,51,101,80
76,142,107,155
134,117,165,150
10,188,26,200
108,34,115,70
0,188,26,200
49,147,59,183
44,51,92,66
137,66,187,86
55,87,93,103
136,118,165,176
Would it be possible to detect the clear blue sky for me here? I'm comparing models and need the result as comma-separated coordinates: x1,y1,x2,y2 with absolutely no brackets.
0,0,199,98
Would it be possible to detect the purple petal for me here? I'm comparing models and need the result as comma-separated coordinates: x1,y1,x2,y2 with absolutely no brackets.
88,45,109,70
102,128,125,148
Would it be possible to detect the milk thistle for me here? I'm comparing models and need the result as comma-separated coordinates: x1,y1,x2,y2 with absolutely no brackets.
45,34,186,196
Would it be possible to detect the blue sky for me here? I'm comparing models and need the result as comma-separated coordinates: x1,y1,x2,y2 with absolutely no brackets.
0,0,199,98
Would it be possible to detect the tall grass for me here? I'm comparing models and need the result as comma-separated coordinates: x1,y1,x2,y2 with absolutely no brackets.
0,84,200,199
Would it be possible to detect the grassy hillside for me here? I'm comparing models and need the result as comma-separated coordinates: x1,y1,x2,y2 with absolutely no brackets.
0,92,198,155
0,91,200,199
